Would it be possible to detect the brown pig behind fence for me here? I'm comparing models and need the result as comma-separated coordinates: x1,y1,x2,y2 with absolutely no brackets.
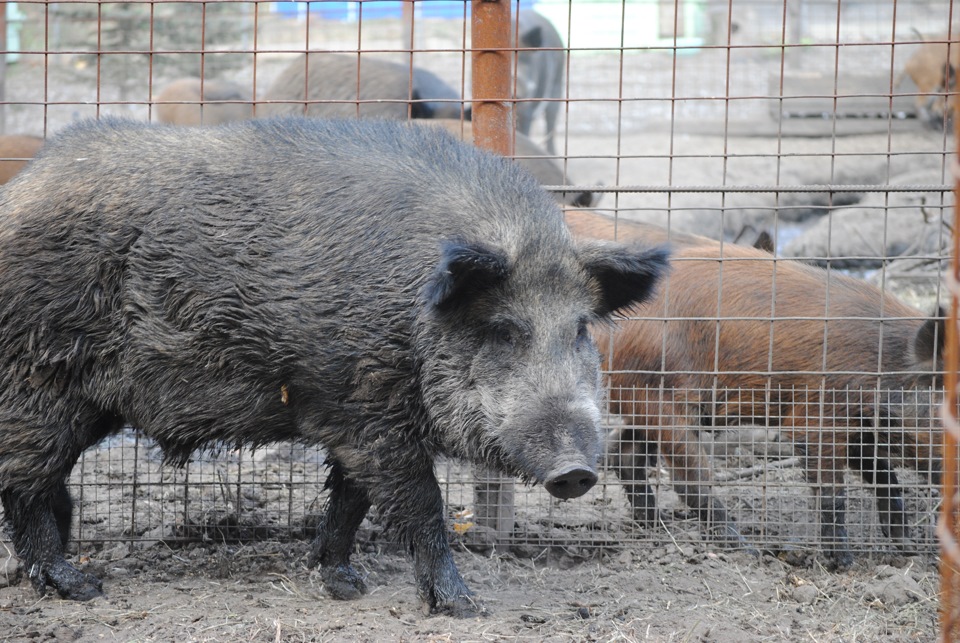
154,78,254,127
566,209,945,567
897,35,959,130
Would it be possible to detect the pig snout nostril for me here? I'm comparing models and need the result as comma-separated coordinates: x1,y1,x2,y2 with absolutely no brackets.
544,466,598,500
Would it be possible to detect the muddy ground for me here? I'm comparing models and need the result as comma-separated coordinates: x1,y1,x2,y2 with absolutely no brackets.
0,11,954,642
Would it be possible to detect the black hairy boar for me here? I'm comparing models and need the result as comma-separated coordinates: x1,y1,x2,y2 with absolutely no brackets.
0,118,667,614
422,119,594,207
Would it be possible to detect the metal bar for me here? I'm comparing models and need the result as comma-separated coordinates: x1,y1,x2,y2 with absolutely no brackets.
939,73,960,643
542,184,953,195
471,0,514,543
471,0,513,157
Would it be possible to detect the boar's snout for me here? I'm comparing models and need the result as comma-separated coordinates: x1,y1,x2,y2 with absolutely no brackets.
544,464,598,499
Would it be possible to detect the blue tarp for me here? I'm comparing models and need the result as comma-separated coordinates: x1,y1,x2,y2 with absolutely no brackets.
273,2,535,21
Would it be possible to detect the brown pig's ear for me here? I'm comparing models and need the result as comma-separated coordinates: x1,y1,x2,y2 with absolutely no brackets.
578,241,669,317
913,306,947,364
424,239,510,313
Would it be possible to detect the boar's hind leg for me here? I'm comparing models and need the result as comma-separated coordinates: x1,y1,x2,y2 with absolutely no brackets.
785,411,857,568
659,427,751,550
847,432,908,546
1,485,102,600
308,462,371,600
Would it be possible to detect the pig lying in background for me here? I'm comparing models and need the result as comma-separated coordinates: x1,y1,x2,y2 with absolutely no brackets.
0,135,43,185
0,118,667,614
566,209,944,567
260,54,466,120
422,119,594,207
154,78,254,126
896,35,959,130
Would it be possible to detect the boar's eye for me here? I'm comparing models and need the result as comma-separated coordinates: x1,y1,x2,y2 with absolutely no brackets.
487,320,528,351
575,320,591,350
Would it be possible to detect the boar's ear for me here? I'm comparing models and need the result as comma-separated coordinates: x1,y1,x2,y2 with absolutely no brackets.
578,241,670,317
914,306,946,363
409,90,431,119
524,26,544,48
425,240,510,313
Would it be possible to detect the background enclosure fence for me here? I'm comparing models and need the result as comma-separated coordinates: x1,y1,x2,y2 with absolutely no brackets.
0,1,956,640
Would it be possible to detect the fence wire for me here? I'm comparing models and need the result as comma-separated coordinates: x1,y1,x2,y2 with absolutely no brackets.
62,385,943,562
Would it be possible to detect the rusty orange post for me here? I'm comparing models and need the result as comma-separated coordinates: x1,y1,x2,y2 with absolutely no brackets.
471,0,515,544
471,0,514,157
940,60,960,643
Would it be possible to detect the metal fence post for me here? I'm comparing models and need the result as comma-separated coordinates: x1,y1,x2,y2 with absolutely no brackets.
939,58,960,642
471,0,516,544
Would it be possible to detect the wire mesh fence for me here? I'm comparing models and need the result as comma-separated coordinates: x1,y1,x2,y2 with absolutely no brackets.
64,385,943,562
0,0,955,639
0,0,951,550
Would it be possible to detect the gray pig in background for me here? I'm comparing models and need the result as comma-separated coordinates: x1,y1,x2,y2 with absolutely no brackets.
516,10,566,154
0,117,667,615
260,53,467,120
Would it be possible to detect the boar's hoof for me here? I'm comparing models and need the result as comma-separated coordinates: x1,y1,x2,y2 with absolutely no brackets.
628,495,659,527
877,499,909,546
419,570,485,617
423,592,487,618
825,548,854,571
708,523,759,557
820,530,854,570
35,559,103,601
321,564,368,600
544,465,598,500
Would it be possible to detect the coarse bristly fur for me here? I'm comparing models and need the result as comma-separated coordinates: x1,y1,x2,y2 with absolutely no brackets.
0,117,668,614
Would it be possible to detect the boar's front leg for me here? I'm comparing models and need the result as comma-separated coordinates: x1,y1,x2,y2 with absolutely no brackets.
330,446,479,616
608,424,659,525
308,461,372,600
658,425,751,550
789,419,855,568
404,479,479,616
814,486,853,569
1,484,103,601
390,472,477,616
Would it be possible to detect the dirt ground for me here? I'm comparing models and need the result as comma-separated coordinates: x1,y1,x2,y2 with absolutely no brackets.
0,427,943,643
0,526,939,642
0,13,953,643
